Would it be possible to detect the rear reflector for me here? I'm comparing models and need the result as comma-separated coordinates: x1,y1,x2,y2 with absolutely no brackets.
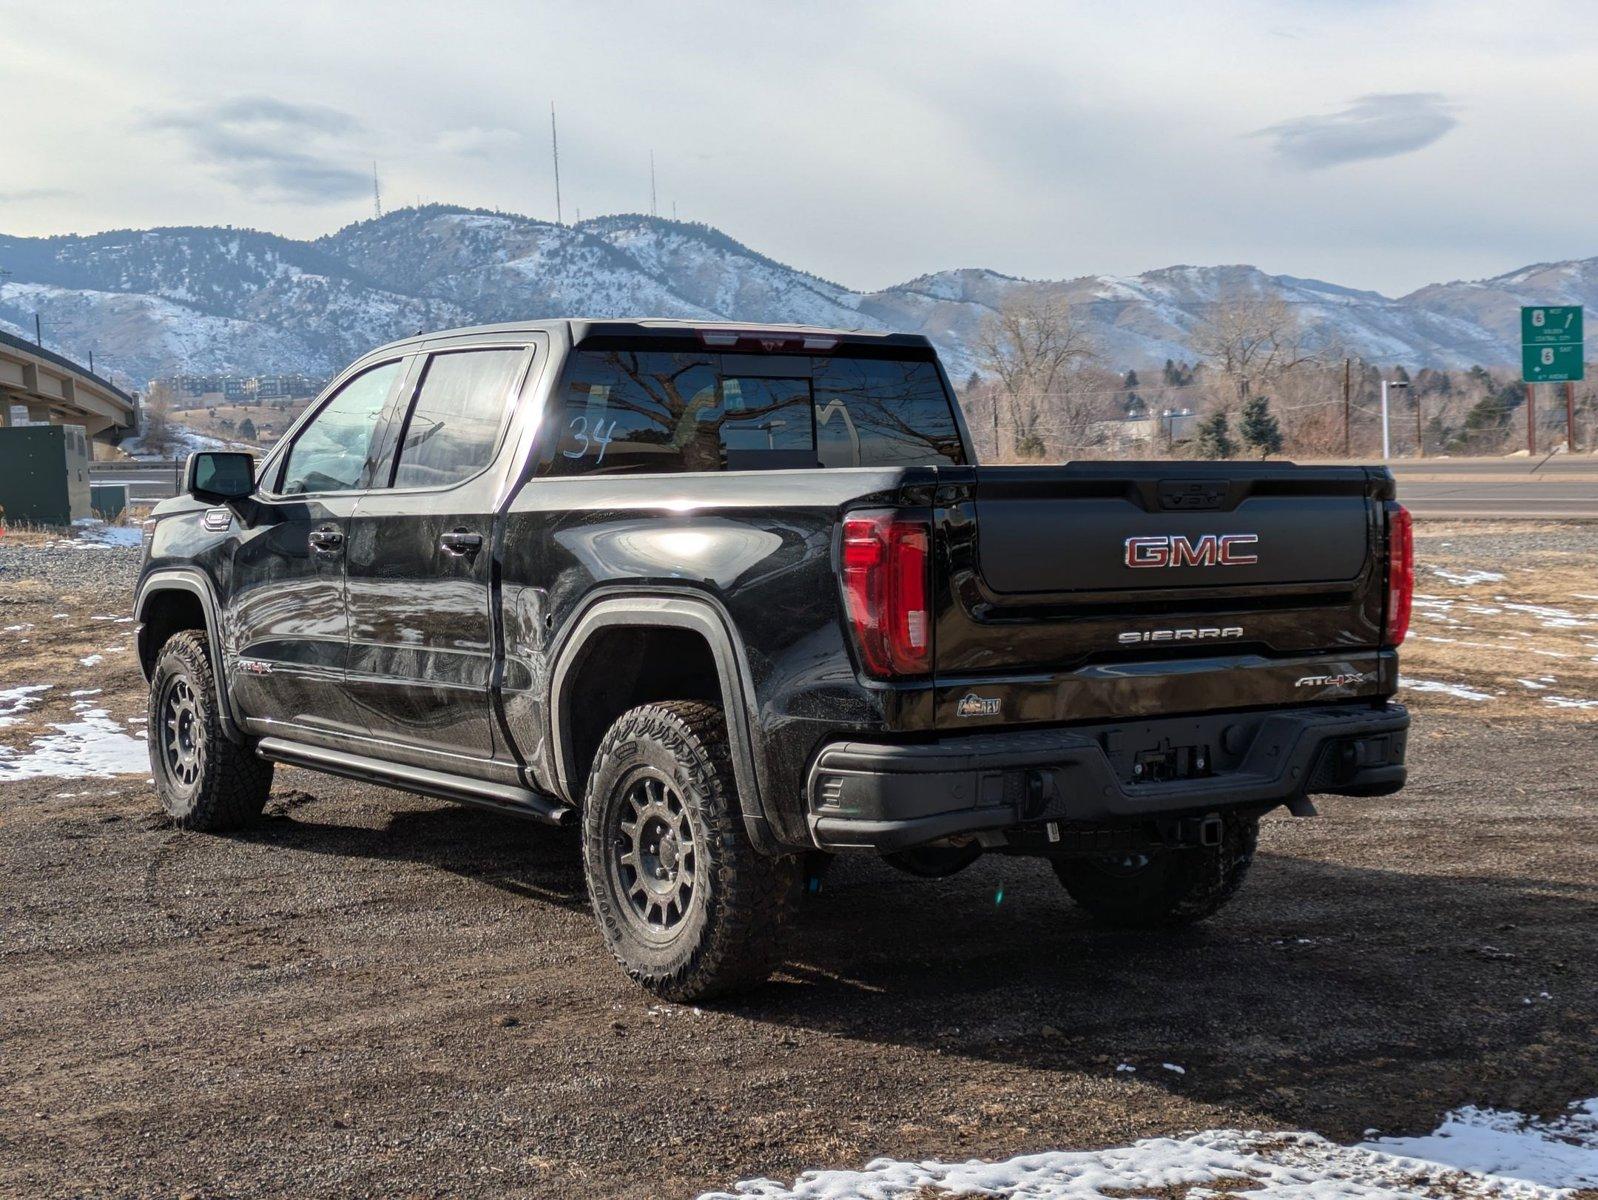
841,511,931,678
1385,502,1413,646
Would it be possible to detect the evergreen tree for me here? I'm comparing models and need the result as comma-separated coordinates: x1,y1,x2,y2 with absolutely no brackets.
238,416,257,440
1124,368,1140,388
1195,412,1235,459
1163,359,1179,386
1239,395,1283,457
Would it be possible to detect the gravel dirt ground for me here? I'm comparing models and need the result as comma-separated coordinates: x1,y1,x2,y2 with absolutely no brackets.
0,525,1594,1199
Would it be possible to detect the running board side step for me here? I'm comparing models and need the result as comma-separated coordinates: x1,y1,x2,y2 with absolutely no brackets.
255,737,574,827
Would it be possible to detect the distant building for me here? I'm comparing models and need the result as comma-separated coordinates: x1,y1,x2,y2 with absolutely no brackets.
248,373,324,400
151,372,326,405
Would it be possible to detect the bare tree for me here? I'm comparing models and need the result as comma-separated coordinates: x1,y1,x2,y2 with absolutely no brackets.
1190,292,1312,405
137,382,184,457
975,293,1095,458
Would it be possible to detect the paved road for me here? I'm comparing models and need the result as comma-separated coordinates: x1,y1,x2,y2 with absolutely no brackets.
1381,456,1598,520
93,455,1598,518
89,460,185,503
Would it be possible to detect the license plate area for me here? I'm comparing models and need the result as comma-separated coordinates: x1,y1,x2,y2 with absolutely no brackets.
1131,743,1211,784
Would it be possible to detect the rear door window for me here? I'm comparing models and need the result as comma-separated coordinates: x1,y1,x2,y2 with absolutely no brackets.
387,348,524,489
550,349,964,474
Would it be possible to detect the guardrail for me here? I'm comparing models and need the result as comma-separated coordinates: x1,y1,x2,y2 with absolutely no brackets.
89,460,185,501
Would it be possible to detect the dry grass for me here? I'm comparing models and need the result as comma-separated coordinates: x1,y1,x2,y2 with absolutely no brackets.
1405,555,1598,720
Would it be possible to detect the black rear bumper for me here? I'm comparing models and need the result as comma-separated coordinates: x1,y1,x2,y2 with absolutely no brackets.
805,702,1409,851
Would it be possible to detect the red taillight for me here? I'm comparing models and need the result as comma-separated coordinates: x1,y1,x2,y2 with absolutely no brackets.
1385,502,1413,646
841,511,931,678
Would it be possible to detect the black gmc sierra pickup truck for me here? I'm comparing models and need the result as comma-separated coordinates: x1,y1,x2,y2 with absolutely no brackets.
136,319,1412,999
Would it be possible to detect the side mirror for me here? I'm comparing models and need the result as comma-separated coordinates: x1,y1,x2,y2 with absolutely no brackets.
186,451,255,504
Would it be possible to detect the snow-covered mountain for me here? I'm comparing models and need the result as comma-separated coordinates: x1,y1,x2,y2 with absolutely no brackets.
0,205,1588,388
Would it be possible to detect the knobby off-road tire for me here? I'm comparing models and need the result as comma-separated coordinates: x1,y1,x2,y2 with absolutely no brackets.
1052,813,1258,929
582,701,799,1001
147,630,273,831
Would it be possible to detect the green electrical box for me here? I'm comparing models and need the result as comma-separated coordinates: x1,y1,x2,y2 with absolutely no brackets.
0,424,92,527
90,482,129,521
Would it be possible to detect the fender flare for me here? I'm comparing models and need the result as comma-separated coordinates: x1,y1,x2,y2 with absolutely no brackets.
134,567,246,745
547,591,777,854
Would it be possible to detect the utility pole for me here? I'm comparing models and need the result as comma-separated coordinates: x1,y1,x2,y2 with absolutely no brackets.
1566,380,1578,451
1414,387,1424,457
550,102,563,225
1526,383,1536,456
34,313,42,346
649,150,657,217
1379,378,1409,461
1342,358,1351,457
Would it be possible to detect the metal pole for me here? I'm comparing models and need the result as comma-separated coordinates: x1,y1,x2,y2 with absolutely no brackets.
1414,388,1424,457
1526,383,1536,456
34,313,42,346
550,102,563,225
1342,358,1351,457
1566,380,1577,451
1380,380,1390,460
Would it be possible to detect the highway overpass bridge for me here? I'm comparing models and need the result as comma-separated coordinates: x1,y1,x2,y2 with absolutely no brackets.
0,328,137,440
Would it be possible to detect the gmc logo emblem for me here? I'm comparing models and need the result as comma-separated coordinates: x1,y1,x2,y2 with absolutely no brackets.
1124,533,1259,569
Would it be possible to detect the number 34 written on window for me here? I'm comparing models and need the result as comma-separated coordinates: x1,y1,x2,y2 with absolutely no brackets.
563,416,618,464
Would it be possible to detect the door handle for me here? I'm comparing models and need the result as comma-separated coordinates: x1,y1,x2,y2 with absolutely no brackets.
307,525,344,554
439,529,483,557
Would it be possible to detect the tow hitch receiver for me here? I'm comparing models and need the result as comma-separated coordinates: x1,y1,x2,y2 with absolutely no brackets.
1147,813,1225,848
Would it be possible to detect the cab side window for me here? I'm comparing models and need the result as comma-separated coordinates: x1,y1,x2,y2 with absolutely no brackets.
388,348,524,489
278,361,402,495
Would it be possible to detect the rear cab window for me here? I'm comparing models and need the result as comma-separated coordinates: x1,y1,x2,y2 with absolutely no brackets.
547,345,965,475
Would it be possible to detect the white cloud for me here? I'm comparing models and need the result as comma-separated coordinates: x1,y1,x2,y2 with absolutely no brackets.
1258,94,1460,169
2,0,1598,294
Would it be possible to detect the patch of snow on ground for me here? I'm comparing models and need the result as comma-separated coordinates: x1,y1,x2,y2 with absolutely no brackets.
1428,566,1507,585
0,699,149,780
702,1101,1598,1200
0,684,52,728
1361,1098,1598,1190
62,518,146,549
1401,677,1495,701
1542,695,1598,710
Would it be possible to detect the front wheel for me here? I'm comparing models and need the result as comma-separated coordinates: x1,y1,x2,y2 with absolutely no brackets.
1051,814,1258,928
148,630,273,830
582,701,798,1000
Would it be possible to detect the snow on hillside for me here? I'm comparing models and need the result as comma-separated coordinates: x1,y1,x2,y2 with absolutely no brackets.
0,279,324,385
3,206,1594,382
578,214,877,330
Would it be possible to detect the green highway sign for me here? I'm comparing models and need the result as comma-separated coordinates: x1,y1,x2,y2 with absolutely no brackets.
1522,341,1584,383
1522,305,1582,346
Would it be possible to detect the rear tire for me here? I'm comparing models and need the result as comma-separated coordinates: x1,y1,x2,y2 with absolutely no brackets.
148,630,273,831
1051,813,1258,928
582,701,798,1000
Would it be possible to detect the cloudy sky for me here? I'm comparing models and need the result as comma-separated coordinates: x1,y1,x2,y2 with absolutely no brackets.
2,0,1595,295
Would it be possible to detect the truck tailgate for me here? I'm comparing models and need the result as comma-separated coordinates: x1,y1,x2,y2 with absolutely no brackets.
932,463,1395,726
